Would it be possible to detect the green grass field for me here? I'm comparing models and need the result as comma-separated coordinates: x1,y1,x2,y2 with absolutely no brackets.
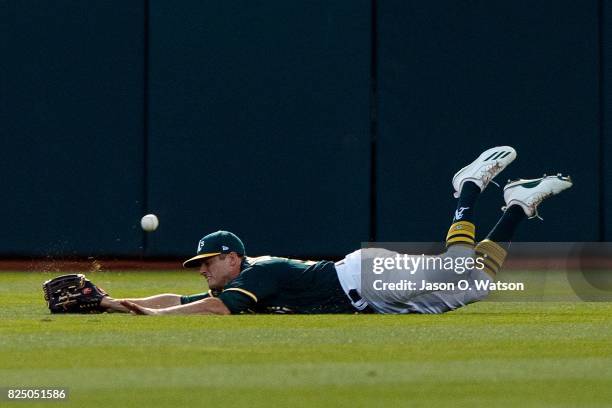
1,270,612,407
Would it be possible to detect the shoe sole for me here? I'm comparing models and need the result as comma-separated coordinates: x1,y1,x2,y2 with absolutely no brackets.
504,174,573,191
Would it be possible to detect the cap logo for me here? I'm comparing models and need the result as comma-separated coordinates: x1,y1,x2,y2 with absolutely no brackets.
222,245,229,251
197,239,206,253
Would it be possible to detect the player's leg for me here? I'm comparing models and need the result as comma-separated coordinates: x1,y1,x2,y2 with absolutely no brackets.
411,174,575,314
397,147,518,313
474,174,573,277
358,147,517,313
445,146,517,249
417,174,575,313
441,146,517,273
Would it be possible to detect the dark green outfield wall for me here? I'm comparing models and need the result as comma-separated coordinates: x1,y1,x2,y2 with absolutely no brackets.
1,1,145,256
376,0,601,243
146,1,371,257
1,1,609,258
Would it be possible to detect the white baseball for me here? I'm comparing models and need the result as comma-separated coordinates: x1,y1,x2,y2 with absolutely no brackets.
140,214,159,232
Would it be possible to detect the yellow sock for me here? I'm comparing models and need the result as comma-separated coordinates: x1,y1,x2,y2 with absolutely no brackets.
445,221,476,248
475,239,507,278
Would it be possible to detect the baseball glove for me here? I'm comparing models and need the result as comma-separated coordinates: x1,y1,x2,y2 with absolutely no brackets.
42,274,108,313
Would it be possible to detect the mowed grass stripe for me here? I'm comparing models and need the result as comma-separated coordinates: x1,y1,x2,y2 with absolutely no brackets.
2,358,612,388
2,339,612,369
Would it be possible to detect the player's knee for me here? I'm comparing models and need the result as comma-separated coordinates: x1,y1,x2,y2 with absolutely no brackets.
444,245,476,259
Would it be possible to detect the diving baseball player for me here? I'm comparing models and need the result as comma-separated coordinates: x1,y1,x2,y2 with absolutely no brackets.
43,146,572,315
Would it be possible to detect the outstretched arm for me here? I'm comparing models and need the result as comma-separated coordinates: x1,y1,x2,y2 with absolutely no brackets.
120,297,231,315
101,294,182,313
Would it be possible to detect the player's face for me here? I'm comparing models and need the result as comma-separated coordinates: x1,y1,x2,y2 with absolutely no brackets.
199,255,234,289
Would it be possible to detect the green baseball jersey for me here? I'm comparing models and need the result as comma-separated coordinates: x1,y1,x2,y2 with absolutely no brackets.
181,256,355,314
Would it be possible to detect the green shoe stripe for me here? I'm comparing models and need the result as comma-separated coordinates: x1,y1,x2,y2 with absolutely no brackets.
510,179,543,189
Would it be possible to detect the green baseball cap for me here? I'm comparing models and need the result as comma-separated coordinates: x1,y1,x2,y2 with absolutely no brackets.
183,230,246,268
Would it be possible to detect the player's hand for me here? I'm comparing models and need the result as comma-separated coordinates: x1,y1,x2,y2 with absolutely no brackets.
100,297,130,313
120,300,158,315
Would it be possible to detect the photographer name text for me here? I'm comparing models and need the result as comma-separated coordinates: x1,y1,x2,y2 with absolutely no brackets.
372,279,525,291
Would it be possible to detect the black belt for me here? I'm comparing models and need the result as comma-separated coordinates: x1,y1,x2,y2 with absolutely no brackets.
335,260,375,314
348,289,375,314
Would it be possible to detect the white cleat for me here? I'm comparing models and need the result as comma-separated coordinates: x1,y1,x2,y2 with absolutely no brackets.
452,146,517,198
503,174,573,220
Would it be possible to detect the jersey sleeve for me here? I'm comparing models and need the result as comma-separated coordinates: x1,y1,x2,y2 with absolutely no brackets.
180,290,213,304
217,265,281,314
